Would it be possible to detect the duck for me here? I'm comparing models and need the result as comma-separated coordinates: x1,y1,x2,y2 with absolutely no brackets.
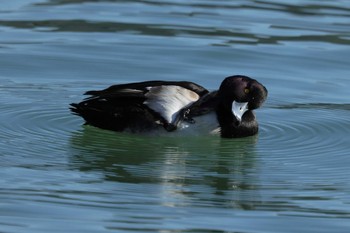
70,75,268,138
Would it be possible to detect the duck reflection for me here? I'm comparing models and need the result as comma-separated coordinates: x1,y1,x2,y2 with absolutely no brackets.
69,126,260,209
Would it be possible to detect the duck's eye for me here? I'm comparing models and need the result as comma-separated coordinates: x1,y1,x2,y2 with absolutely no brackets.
244,88,250,94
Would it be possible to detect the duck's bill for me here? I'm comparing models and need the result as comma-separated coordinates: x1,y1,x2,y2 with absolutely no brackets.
232,101,249,122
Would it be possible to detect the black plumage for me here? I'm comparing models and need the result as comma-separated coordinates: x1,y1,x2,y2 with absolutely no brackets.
70,75,268,138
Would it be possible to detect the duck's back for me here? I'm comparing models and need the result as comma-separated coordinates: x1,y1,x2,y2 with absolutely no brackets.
70,80,209,132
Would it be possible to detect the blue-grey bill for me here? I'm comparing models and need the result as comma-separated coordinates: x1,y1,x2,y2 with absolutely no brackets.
232,101,249,122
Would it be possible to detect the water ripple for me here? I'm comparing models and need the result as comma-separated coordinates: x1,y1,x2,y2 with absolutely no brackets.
2,105,72,140
0,83,80,160
259,104,350,157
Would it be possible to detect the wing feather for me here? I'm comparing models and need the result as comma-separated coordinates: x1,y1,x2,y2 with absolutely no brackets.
144,85,200,124
81,80,209,128
84,80,208,97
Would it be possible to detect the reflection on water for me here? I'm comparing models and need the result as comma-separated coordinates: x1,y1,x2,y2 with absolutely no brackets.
1,19,349,46
0,0,349,47
70,126,260,209
274,102,350,111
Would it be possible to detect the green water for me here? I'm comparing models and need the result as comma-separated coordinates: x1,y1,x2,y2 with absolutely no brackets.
1,0,350,232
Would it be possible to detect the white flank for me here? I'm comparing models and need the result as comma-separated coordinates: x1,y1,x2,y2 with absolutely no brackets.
144,85,200,124
178,112,220,135
139,112,220,137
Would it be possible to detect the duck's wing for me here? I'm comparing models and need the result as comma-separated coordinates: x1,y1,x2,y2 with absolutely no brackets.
71,80,209,131
186,91,219,117
84,80,208,98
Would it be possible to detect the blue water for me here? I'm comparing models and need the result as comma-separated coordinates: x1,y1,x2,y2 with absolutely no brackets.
1,0,350,232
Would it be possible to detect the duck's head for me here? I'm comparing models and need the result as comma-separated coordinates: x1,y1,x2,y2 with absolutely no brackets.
218,75,268,122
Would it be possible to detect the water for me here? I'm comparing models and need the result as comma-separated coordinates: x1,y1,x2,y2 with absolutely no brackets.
1,0,350,232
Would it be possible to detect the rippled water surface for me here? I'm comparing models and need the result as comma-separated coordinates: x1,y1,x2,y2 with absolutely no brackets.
1,0,350,232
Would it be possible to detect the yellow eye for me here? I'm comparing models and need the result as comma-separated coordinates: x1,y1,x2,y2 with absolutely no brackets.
244,88,250,94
